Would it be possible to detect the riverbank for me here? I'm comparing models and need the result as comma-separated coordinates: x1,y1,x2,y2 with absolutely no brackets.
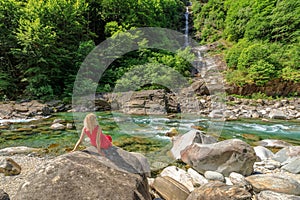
1,132,300,199
1,91,299,122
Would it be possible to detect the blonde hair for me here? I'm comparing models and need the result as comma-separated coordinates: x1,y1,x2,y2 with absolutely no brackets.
83,113,99,132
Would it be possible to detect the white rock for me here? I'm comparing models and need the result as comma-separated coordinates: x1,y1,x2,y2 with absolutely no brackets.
160,166,194,192
254,146,274,161
187,168,208,186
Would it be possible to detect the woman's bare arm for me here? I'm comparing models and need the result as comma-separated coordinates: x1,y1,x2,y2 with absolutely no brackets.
72,128,85,152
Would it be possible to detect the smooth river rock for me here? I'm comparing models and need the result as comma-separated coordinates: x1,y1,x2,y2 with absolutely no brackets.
281,157,300,174
181,139,256,176
152,176,190,200
273,146,300,163
245,174,300,195
256,190,300,200
15,147,151,200
160,166,194,192
170,130,217,160
186,181,252,200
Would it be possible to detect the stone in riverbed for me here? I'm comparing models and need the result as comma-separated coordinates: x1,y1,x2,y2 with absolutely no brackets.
256,190,300,200
181,139,256,176
186,181,252,200
245,174,300,195
170,130,217,160
50,123,65,130
229,172,251,189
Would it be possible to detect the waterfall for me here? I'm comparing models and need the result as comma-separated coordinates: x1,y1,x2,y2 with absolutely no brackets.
184,6,189,47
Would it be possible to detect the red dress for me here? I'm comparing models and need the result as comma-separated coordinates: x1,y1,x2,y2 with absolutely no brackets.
84,126,112,149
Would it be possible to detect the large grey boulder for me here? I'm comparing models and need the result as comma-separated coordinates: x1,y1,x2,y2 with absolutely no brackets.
181,139,256,176
15,147,151,200
170,130,217,160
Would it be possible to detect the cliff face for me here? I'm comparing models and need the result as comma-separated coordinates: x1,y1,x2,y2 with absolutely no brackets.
226,79,300,97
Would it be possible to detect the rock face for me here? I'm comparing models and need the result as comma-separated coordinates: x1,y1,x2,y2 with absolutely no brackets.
186,182,252,200
170,130,217,160
181,139,256,176
15,147,151,200
226,79,300,97
0,158,21,176
245,174,300,195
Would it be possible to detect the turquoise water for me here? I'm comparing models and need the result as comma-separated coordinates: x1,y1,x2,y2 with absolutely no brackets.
1,112,300,156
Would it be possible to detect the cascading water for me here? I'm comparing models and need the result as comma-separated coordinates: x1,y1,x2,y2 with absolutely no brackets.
184,6,189,47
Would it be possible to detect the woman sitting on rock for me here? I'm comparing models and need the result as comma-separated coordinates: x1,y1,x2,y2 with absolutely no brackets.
72,113,112,156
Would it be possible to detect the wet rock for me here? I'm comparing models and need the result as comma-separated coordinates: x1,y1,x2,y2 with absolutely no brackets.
15,147,151,200
170,130,217,160
245,174,300,195
186,181,252,200
256,190,300,200
181,139,256,176
152,176,190,200
0,158,21,176
160,166,194,192
0,189,10,200
50,123,65,130
165,127,179,137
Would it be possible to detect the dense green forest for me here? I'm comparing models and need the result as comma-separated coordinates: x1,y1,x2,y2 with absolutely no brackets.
1,0,299,100
0,0,187,100
191,0,300,87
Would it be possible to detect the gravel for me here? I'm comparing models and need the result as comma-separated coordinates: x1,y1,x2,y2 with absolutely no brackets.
0,154,51,199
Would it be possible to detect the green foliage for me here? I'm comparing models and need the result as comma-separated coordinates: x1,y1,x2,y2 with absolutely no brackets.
193,0,300,87
0,0,185,100
114,63,189,92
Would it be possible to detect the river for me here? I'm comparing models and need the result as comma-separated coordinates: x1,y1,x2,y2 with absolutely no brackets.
1,112,300,158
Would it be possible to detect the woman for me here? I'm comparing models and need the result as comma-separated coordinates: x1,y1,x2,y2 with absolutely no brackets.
72,113,112,155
